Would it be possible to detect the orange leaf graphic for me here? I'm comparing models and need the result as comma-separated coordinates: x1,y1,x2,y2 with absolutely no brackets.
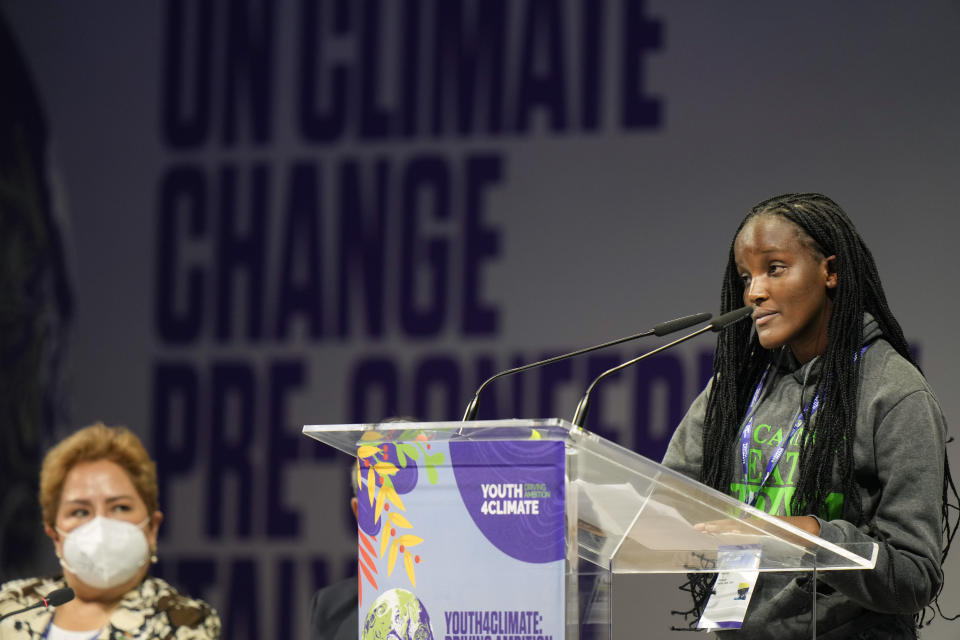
360,558,378,591
358,530,376,558
358,542,376,574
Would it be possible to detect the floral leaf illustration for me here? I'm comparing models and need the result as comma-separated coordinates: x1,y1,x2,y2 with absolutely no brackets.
421,451,445,485
359,543,376,576
396,534,423,547
375,486,387,523
358,445,381,458
388,539,399,575
358,530,379,606
363,439,430,592
367,466,375,505
359,561,377,597
404,550,416,587
380,522,391,558
388,512,413,529
373,461,399,476
383,485,405,511
359,530,377,561
398,443,420,461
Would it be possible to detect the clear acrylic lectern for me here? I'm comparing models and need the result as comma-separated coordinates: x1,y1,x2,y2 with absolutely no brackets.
303,419,877,639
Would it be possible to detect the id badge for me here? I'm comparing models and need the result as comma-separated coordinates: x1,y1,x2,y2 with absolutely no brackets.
698,545,762,631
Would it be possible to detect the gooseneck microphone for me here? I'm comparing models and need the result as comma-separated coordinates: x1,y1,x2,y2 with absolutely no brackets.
0,587,74,622
571,306,754,428
461,312,712,421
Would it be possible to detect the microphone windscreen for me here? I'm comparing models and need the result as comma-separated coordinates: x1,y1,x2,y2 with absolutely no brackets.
652,312,712,336
710,306,753,332
45,587,74,606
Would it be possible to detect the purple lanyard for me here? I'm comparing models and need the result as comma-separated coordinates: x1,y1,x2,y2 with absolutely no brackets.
739,345,869,506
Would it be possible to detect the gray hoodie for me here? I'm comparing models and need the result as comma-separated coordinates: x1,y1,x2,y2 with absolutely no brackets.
662,315,946,639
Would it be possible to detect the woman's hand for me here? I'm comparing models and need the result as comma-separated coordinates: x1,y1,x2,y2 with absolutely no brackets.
774,515,821,536
693,515,821,543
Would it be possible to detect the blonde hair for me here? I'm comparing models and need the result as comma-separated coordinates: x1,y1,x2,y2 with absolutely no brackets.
40,423,159,527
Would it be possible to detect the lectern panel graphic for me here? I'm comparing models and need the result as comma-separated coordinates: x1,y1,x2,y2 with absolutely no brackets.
303,419,876,639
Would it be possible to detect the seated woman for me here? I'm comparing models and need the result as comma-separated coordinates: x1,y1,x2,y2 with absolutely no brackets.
0,423,220,639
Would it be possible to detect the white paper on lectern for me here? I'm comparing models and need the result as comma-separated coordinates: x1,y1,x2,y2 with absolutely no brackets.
572,480,766,551
572,480,645,537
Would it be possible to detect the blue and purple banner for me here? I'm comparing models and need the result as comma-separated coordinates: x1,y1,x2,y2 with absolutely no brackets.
356,432,565,640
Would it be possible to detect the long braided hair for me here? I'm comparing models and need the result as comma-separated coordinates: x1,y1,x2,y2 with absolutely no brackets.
702,192,913,518
674,193,958,628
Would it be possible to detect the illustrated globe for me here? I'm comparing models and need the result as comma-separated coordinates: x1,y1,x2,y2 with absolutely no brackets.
361,588,434,640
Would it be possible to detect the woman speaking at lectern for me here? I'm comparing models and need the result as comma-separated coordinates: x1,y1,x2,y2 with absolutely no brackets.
663,193,955,638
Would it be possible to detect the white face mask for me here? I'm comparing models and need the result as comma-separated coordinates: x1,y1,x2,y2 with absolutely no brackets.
57,516,150,590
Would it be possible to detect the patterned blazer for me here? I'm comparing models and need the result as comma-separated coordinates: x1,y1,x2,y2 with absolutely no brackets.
0,576,220,639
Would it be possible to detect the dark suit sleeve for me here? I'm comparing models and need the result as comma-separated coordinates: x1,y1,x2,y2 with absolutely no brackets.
309,578,359,640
